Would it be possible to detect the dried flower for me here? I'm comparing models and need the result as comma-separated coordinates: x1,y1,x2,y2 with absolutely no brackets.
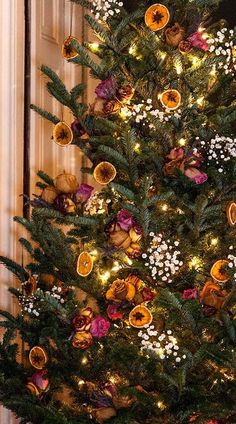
90,316,110,338
165,23,185,47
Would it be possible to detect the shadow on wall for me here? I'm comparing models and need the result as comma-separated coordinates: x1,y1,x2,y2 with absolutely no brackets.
123,0,236,27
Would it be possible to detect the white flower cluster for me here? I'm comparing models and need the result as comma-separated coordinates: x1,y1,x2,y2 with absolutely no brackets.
18,290,40,317
228,246,236,279
84,192,111,215
208,28,236,75
142,233,183,283
138,326,186,362
120,99,181,128
91,0,123,22
199,134,236,173
45,285,65,304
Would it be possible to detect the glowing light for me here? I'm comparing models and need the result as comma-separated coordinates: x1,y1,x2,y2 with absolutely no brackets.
119,107,130,120
78,379,85,386
201,32,209,40
210,67,216,76
89,42,99,52
161,204,168,212
134,142,140,152
129,45,137,55
175,62,183,75
210,237,218,247
90,249,98,257
178,138,186,146
111,261,122,272
125,257,133,266
190,55,201,67
160,52,167,60
196,96,204,106
100,271,111,283
81,356,88,365
198,26,205,32
189,256,203,270
157,401,166,410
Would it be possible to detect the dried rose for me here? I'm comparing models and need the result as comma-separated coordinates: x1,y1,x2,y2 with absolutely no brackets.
117,209,134,231
95,77,117,100
71,119,88,139
106,279,136,303
76,183,94,203
53,194,76,214
103,100,120,116
141,287,155,302
179,40,192,54
187,31,209,51
165,23,185,47
91,407,117,423
117,85,134,102
71,307,93,332
90,316,110,338
72,331,93,349
106,304,124,321
182,288,199,300
31,370,49,391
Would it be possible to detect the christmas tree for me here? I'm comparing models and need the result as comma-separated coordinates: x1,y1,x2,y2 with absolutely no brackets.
0,0,235,423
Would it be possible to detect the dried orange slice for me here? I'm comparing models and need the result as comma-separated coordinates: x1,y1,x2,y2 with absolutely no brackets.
145,4,170,32
129,305,153,328
160,89,181,110
53,122,73,146
226,202,236,226
61,36,78,60
26,382,40,396
77,252,93,277
210,260,230,283
29,346,48,370
93,161,117,185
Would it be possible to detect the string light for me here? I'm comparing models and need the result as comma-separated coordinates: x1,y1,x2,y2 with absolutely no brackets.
89,42,99,52
196,96,204,106
190,55,201,67
111,261,122,272
178,138,186,146
160,52,167,60
119,107,130,120
210,237,219,247
81,356,88,365
125,257,133,266
157,401,166,410
175,62,183,75
78,379,85,386
100,271,111,283
90,249,98,257
129,45,137,56
134,142,141,153
161,204,168,212
189,256,203,270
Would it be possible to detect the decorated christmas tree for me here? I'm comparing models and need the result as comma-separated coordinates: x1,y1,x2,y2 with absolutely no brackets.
0,0,235,423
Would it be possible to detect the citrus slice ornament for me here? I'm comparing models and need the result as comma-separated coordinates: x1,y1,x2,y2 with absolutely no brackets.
61,36,78,59
129,305,153,328
145,4,170,32
226,202,236,226
77,252,93,277
210,260,230,283
93,161,117,185
29,346,48,370
160,89,181,110
53,122,73,146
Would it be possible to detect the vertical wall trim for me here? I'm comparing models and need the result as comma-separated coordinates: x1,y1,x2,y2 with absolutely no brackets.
23,0,31,219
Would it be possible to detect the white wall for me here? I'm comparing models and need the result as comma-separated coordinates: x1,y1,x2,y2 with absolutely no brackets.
0,0,97,422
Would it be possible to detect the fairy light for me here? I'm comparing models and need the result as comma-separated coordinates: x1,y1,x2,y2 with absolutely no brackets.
210,66,217,76
134,142,140,153
125,257,133,266
81,356,88,365
119,107,130,120
161,203,168,212
178,138,186,146
157,401,166,410
175,62,183,75
100,271,111,283
190,55,201,67
90,249,98,257
129,45,137,56
160,51,167,60
210,237,218,247
189,256,203,270
89,42,99,52
78,379,85,386
196,96,204,106
111,261,122,272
